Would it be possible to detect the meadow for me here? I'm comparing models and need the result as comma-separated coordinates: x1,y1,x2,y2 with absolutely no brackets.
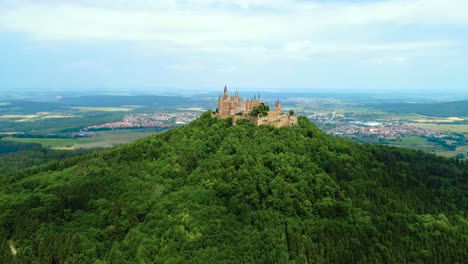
1,137,96,148
1,129,160,149
386,136,445,152
410,123,468,134
71,106,134,112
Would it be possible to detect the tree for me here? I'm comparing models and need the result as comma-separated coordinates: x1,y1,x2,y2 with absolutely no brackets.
250,104,270,116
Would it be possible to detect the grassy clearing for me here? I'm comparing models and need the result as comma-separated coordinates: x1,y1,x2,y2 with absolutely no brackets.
15,115,78,123
0,113,78,122
72,106,134,112
0,132,24,135
385,136,467,159
74,130,158,148
1,137,96,148
1,129,158,149
387,136,444,152
414,117,465,123
0,114,37,119
437,146,468,159
176,108,206,111
410,123,468,133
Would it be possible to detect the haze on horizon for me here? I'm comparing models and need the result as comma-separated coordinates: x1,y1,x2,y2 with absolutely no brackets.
0,0,467,94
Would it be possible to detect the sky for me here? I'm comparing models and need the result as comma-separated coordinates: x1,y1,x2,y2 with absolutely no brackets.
0,0,467,94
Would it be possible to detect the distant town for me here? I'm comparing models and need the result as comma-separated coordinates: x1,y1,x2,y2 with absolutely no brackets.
85,112,200,131
324,121,452,139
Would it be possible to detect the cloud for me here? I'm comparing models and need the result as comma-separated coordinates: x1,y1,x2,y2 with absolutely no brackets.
283,40,456,55
0,0,466,60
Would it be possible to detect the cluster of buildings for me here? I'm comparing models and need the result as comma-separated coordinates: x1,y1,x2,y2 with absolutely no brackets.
326,121,451,139
85,112,199,130
215,86,297,128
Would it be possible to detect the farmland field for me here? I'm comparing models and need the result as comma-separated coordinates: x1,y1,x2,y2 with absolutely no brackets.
71,106,134,112
385,136,446,152
410,123,468,134
1,137,96,148
1,129,160,149
68,130,160,149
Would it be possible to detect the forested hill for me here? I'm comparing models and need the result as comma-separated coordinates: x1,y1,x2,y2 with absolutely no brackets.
1,112,467,263
375,100,468,117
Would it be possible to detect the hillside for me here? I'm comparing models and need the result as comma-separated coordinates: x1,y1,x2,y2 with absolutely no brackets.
375,100,468,117
0,145,98,175
0,112,467,263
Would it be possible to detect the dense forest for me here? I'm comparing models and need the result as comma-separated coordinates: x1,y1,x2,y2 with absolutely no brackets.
0,144,98,175
0,141,42,155
375,100,468,117
0,112,466,263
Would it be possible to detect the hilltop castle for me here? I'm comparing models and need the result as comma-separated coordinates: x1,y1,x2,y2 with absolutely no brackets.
214,85,298,128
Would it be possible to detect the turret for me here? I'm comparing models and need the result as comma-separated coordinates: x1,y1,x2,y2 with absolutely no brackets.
223,85,228,99
275,100,281,115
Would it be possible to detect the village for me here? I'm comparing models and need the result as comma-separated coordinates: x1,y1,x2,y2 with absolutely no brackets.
84,112,200,131
325,121,453,139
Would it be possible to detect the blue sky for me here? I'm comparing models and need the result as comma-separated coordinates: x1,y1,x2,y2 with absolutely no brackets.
0,0,467,93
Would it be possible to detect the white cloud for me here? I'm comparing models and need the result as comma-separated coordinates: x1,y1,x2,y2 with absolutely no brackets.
0,0,466,60
283,40,456,54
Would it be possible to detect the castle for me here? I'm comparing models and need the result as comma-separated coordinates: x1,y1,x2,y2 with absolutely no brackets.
214,86,298,128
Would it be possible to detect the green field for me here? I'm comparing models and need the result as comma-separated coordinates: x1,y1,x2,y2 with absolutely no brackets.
1,137,96,148
437,146,468,159
386,136,446,153
410,123,468,134
1,129,160,149
74,130,159,149
71,106,134,112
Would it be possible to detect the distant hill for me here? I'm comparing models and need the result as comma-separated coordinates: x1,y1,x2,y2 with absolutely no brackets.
0,140,41,155
0,112,466,263
0,145,96,174
0,100,64,115
375,100,468,117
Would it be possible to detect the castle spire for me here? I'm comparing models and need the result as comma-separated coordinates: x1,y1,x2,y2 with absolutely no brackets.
275,99,281,115
223,85,228,99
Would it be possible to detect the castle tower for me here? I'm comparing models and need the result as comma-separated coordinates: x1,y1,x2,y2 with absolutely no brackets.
275,100,281,116
217,95,222,113
223,85,228,100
